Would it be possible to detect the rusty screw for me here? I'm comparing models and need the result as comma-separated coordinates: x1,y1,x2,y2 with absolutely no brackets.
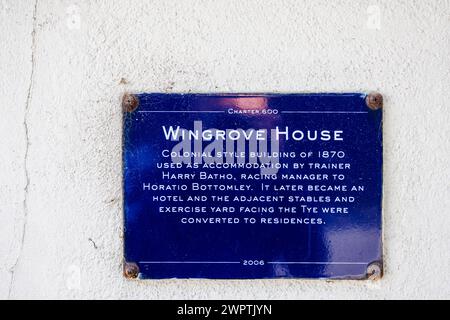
365,92,383,110
124,262,139,279
366,262,383,280
122,93,139,112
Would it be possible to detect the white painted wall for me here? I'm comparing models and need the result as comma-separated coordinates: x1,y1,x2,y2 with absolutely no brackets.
1,0,449,299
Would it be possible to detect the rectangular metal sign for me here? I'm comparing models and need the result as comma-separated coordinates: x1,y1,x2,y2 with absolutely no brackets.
122,93,383,279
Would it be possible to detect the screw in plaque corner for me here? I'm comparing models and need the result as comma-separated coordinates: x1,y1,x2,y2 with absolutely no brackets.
365,92,383,110
366,261,383,280
123,262,140,279
122,93,139,112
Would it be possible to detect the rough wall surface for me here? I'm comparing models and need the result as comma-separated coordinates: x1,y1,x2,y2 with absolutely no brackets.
0,0,449,299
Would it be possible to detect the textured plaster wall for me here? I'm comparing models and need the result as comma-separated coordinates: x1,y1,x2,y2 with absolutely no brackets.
0,0,449,299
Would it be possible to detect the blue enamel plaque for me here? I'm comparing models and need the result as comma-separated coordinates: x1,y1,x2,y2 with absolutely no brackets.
123,93,383,279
